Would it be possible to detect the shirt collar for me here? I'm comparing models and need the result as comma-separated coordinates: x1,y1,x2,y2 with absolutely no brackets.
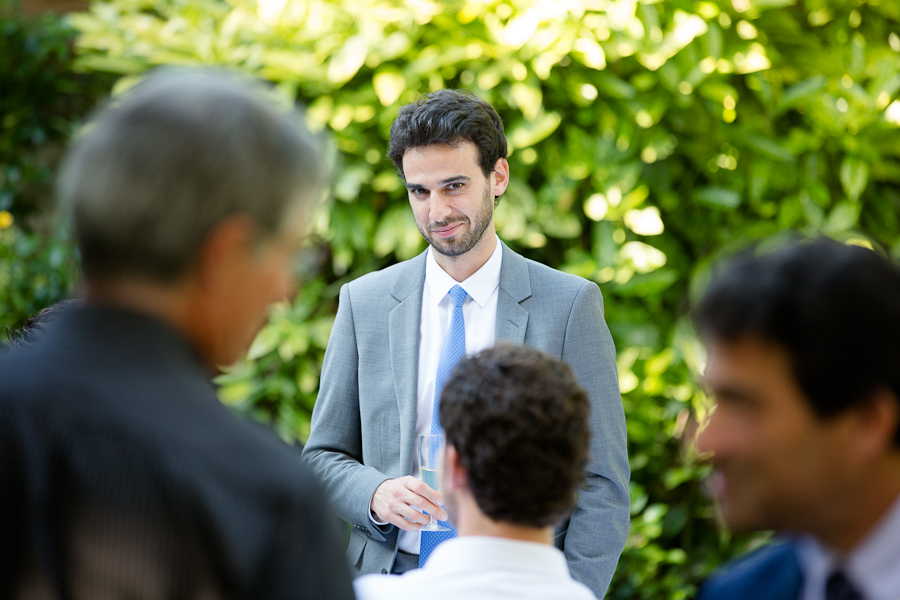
425,235,502,309
796,492,900,600
847,491,900,600
422,536,571,578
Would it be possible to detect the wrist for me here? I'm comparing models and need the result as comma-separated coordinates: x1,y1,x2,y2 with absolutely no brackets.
369,486,388,525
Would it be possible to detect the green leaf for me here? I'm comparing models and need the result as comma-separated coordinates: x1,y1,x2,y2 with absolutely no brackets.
74,54,146,74
840,157,868,201
825,201,861,233
594,73,637,99
741,135,796,163
326,34,369,84
693,187,742,209
373,67,406,107
612,269,679,297
776,75,827,113
508,110,562,149
247,324,281,360
373,205,422,258
510,82,543,121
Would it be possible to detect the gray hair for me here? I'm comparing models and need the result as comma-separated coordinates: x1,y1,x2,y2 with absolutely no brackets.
58,68,326,283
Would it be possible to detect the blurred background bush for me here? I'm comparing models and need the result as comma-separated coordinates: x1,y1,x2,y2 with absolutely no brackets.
0,6,111,335
3,0,900,597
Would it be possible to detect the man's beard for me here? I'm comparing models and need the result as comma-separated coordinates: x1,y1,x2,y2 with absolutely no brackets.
419,187,494,258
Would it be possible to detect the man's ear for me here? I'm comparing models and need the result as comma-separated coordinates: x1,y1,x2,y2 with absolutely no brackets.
851,389,900,461
444,444,468,492
491,158,510,197
194,214,256,291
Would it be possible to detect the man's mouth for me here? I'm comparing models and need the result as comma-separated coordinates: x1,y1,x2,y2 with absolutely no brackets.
430,222,464,238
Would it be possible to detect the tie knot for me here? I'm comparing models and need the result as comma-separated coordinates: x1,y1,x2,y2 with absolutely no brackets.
448,285,467,308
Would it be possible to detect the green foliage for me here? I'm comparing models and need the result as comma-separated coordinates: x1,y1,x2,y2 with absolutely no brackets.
7,0,900,596
0,8,110,336
0,222,79,339
0,6,113,218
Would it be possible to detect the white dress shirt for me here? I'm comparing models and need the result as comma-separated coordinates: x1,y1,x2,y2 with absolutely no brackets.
354,536,598,600
395,236,503,555
796,492,900,600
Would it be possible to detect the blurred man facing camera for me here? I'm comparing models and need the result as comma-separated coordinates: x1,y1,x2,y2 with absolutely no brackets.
693,239,900,600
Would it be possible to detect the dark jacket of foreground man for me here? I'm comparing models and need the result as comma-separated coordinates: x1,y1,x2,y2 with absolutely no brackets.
0,306,354,600
695,542,803,600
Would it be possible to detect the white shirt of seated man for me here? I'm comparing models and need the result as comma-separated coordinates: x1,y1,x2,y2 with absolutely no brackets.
354,443,597,600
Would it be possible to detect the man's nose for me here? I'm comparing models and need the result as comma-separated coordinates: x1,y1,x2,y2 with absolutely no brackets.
429,195,452,223
695,408,723,457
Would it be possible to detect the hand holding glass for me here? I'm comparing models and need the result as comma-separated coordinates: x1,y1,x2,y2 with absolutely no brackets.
416,434,450,532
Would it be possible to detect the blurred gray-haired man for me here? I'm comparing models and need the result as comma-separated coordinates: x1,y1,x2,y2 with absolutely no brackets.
0,69,354,600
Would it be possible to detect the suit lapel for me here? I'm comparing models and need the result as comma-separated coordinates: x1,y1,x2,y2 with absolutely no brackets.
389,251,427,473
495,243,532,344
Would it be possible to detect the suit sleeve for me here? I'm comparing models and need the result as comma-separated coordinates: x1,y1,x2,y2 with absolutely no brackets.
302,284,391,540
560,281,631,597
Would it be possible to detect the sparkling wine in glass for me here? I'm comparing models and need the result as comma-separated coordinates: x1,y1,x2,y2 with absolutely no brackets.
417,433,450,532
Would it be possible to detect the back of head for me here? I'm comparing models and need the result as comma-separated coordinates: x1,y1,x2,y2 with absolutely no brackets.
439,343,590,527
387,89,507,180
693,238,900,444
58,68,325,284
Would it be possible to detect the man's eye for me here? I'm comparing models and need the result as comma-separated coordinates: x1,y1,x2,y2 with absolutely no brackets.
715,394,760,413
448,182,463,190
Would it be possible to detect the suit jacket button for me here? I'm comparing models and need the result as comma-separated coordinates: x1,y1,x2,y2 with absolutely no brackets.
381,569,387,574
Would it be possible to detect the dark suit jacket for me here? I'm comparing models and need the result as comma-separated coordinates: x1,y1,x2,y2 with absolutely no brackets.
0,306,354,600
696,541,803,600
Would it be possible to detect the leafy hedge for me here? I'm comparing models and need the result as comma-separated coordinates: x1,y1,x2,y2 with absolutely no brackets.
6,0,900,597
0,8,111,334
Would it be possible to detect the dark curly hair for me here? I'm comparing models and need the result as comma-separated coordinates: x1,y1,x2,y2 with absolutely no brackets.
692,237,900,446
387,89,507,181
439,343,590,527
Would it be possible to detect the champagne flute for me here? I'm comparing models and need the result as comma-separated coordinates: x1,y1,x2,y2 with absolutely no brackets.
417,433,450,531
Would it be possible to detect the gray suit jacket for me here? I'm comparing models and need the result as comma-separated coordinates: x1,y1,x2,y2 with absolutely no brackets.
303,243,630,597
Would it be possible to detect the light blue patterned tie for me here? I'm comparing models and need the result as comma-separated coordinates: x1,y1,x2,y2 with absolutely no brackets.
419,284,466,567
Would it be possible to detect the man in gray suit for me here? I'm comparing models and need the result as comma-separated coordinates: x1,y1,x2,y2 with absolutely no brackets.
303,89,629,598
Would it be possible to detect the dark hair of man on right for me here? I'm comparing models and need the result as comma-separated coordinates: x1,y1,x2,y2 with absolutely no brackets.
694,238,900,429
692,237,900,600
